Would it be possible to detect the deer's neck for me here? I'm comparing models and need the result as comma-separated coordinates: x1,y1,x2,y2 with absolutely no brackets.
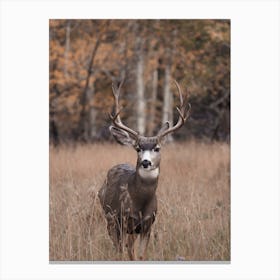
126,165,159,215
134,166,159,194
137,167,159,182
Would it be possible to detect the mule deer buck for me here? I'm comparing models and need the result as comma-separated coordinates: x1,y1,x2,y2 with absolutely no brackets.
98,80,191,260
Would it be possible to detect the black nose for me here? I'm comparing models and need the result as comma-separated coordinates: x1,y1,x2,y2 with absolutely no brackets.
142,159,151,168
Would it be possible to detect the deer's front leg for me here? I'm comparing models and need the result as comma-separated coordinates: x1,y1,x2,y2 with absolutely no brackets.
139,230,151,261
127,234,137,260
106,214,122,251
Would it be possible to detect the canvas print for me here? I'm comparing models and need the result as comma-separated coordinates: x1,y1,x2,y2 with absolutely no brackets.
49,19,230,261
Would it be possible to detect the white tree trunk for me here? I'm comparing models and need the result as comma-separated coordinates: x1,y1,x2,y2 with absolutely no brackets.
148,69,158,135
162,64,173,141
136,39,145,135
162,64,173,125
162,29,177,137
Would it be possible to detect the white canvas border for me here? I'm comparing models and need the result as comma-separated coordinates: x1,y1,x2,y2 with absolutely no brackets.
0,0,279,279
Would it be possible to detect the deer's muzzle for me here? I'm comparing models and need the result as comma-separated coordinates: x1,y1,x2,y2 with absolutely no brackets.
141,159,152,168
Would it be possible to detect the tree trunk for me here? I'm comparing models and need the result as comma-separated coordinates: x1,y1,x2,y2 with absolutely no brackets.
161,29,177,141
136,48,145,135
76,20,110,141
134,23,146,135
148,69,158,135
88,82,98,140
162,62,173,141
77,38,101,141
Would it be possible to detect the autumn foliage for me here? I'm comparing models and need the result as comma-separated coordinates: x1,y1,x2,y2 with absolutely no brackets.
49,20,230,144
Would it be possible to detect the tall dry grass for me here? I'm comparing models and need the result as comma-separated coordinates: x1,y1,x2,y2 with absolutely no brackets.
49,140,230,261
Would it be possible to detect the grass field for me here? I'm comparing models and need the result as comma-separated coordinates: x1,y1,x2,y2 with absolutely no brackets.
49,140,230,261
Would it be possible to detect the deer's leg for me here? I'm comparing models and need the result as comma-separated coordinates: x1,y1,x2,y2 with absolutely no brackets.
117,211,130,255
139,230,151,261
106,213,124,255
127,234,137,260
107,221,121,251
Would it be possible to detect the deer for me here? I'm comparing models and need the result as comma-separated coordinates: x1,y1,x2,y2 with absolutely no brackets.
98,80,191,261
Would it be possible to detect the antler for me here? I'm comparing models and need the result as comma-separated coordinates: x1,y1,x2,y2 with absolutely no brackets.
158,80,191,141
109,80,139,139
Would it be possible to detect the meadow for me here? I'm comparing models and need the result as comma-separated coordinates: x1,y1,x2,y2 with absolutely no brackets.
49,140,230,261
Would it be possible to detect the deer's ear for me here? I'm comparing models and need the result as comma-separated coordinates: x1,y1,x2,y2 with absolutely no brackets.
157,122,170,143
109,126,136,146
157,122,170,135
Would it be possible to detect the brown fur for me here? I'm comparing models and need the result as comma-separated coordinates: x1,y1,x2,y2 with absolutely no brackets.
98,163,158,260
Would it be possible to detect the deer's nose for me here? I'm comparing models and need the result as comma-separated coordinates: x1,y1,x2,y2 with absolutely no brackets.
141,159,151,168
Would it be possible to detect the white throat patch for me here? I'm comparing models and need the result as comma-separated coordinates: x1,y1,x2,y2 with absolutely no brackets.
138,167,159,180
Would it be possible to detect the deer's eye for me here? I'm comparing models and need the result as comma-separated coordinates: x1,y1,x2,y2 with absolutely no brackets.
136,147,141,153
154,147,160,152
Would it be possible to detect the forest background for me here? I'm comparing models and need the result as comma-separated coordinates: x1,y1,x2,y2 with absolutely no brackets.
49,19,230,144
